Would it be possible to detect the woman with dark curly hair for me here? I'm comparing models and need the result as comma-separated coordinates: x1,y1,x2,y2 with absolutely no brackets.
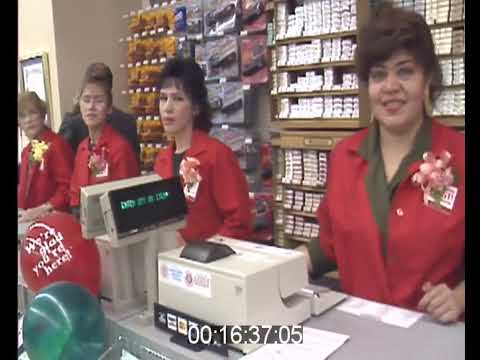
154,57,252,245
299,4,464,323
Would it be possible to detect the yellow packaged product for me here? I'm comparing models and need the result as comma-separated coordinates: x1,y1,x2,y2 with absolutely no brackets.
162,36,177,57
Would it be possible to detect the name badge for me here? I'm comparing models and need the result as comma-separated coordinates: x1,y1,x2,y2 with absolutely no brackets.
184,181,199,202
95,163,109,178
425,185,458,214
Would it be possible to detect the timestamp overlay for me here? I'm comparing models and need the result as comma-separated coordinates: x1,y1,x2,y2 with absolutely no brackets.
188,325,304,346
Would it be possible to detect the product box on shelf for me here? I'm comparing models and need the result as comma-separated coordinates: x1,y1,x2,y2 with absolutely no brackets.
130,92,147,115
186,0,203,35
138,65,163,86
242,0,267,32
144,38,163,60
144,92,160,115
128,40,147,64
209,126,249,153
207,81,245,125
129,14,147,33
249,192,274,243
241,35,268,84
204,0,240,36
175,5,187,32
197,35,239,80
138,118,164,142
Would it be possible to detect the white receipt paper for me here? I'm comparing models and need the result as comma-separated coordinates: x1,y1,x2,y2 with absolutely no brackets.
337,296,423,328
241,327,349,360
121,349,141,360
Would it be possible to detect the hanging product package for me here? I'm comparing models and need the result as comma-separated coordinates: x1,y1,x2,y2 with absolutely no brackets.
241,35,268,84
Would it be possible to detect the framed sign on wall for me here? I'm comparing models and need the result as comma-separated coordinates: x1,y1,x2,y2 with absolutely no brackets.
19,52,53,128
18,52,53,164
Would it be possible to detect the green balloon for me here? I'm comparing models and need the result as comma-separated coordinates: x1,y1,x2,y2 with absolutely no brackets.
22,282,107,360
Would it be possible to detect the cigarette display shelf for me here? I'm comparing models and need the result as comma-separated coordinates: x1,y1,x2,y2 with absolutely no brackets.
272,118,367,129
272,60,356,73
276,30,357,46
285,234,315,244
429,19,464,30
274,89,359,97
270,130,354,248
281,183,326,193
283,209,317,219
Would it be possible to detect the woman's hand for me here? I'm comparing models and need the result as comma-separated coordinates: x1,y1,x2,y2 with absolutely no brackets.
418,281,465,323
18,203,52,223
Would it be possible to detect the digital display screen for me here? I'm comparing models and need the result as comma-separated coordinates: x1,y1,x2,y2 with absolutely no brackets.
108,177,187,236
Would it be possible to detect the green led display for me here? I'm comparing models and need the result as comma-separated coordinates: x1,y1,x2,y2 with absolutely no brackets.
121,191,170,210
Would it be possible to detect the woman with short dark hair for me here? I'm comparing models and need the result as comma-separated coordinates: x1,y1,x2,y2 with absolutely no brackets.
18,92,74,222
154,57,252,244
299,4,464,323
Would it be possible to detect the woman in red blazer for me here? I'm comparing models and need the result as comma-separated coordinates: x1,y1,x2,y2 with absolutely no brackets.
18,92,74,222
69,74,140,213
154,58,252,244
299,4,465,323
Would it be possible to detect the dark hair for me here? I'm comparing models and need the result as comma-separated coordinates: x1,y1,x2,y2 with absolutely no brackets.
157,57,212,133
355,3,442,102
84,62,113,90
18,91,47,118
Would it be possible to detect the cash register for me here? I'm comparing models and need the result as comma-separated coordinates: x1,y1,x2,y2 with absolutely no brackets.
154,236,347,354
80,174,187,317
19,175,346,359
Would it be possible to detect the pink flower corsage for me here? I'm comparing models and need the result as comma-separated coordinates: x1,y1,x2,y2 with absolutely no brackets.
88,146,108,177
180,157,202,201
412,150,457,209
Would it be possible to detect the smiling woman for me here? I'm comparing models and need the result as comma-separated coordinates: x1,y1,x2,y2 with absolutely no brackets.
299,3,465,324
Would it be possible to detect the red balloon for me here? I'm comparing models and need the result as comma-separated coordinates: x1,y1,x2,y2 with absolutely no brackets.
20,212,101,296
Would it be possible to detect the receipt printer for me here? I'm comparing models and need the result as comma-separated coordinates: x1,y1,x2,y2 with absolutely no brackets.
157,236,311,328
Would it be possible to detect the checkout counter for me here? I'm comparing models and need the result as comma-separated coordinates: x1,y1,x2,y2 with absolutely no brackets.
18,175,465,360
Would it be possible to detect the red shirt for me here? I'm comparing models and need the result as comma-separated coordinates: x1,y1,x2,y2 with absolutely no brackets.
69,124,140,207
18,128,74,211
317,120,465,310
154,130,252,242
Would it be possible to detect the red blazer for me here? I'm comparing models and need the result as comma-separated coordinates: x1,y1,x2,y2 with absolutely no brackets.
69,124,140,207
154,130,252,242
317,119,465,310
18,128,74,211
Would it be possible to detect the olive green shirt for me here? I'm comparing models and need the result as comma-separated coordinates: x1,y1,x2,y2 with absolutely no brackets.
308,119,432,276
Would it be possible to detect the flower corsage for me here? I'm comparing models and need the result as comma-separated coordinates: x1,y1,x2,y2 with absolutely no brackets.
88,146,109,178
29,140,50,171
179,157,202,201
411,150,458,213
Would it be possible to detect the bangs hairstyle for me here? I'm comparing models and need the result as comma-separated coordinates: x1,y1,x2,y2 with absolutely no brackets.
157,57,212,133
79,75,113,107
355,3,442,102
18,91,47,118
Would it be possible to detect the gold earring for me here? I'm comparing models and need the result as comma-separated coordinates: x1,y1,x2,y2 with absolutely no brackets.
424,92,433,117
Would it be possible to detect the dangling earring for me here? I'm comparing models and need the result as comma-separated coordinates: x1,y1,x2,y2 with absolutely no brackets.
424,90,433,117
370,113,375,123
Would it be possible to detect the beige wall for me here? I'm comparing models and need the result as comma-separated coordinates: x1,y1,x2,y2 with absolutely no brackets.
18,0,142,131
18,0,62,130
52,0,138,122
